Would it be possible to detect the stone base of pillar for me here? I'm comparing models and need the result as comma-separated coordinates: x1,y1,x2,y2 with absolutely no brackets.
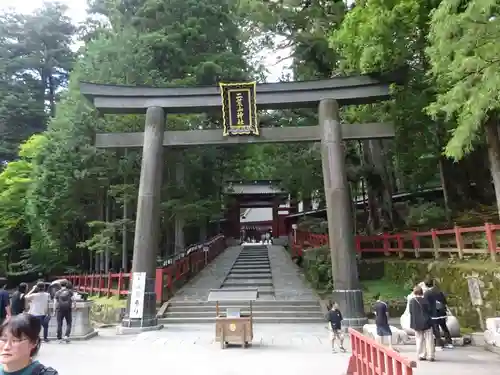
331,289,367,329
118,278,162,334
116,322,163,335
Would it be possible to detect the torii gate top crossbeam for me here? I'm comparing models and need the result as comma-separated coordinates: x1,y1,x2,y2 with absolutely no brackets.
80,72,396,114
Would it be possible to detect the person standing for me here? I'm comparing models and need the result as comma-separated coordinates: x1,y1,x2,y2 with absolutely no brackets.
0,281,10,325
373,294,394,350
424,279,454,350
53,281,75,343
25,282,51,343
326,302,346,353
10,284,28,316
409,285,435,361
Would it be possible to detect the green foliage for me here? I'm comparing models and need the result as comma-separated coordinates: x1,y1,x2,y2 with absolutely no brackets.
0,134,47,272
302,246,332,291
405,201,447,228
0,2,75,160
330,0,443,189
297,217,328,234
2,0,500,275
426,0,500,160
0,0,270,273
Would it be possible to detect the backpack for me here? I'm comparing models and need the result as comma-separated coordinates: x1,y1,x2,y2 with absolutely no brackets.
56,289,72,310
31,363,58,375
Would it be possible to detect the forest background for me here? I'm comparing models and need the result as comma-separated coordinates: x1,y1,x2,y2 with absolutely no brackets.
0,0,499,278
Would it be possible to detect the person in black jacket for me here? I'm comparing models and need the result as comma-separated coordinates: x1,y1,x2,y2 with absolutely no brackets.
409,285,435,361
10,283,28,316
424,279,453,350
326,302,346,353
373,294,393,350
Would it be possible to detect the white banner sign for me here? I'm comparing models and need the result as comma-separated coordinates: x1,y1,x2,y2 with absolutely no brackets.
129,272,146,319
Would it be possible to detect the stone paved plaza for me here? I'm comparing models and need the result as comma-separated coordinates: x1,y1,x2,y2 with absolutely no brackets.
36,325,500,375
47,244,500,374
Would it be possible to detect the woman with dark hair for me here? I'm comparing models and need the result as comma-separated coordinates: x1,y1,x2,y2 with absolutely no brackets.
0,314,58,375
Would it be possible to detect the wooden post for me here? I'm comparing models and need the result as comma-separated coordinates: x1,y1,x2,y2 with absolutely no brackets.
431,229,440,259
155,268,164,304
383,233,390,257
117,272,123,296
454,225,464,259
397,235,404,259
107,272,112,297
484,223,497,262
98,274,103,297
412,233,420,258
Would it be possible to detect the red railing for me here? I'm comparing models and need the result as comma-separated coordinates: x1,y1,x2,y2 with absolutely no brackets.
61,234,225,303
292,223,500,261
346,328,416,375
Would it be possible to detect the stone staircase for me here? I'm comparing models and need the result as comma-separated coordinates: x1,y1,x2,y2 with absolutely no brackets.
219,244,273,297
160,245,325,324
159,300,325,324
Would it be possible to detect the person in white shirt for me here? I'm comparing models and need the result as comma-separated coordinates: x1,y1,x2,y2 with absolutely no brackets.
25,282,51,342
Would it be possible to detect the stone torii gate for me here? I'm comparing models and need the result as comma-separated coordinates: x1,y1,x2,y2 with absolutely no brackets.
80,74,396,331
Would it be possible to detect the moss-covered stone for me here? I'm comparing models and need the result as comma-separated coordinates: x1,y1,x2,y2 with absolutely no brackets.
359,259,500,330
298,249,499,329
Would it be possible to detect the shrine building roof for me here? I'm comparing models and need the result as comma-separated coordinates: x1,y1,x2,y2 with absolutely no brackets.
224,180,287,196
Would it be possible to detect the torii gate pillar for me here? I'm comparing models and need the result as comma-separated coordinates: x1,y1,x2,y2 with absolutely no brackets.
119,106,164,331
319,98,366,328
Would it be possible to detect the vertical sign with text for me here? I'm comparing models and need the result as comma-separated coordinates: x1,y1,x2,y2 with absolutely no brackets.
129,272,146,319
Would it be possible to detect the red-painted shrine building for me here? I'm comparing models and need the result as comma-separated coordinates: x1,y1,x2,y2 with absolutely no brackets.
222,180,295,239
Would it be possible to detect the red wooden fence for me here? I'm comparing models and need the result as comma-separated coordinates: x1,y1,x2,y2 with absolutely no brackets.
292,223,500,261
346,328,416,375
61,234,225,303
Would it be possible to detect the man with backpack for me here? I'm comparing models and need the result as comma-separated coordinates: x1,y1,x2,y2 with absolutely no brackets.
0,279,10,324
10,283,28,316
424,279,454,350
53,280,75,343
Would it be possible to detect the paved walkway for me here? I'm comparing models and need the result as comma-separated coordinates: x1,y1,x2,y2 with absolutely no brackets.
268,245,317,300
39,326,500,375
170,246,241,301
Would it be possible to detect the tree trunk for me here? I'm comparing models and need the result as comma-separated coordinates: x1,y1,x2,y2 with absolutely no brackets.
120,149,129,271
435,123,452,222
437,156,452,223
485,116,500,219
368,139,401,230
174,153,185,254
48,74,56,117
362,140,381,232
199,220,208,243
105,193,111,273
382,139,398,193
302,193,312,212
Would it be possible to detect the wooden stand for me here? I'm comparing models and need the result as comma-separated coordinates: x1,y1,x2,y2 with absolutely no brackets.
208,288,258,349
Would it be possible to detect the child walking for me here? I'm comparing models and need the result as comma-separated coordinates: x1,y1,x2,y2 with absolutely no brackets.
326,302,346,353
